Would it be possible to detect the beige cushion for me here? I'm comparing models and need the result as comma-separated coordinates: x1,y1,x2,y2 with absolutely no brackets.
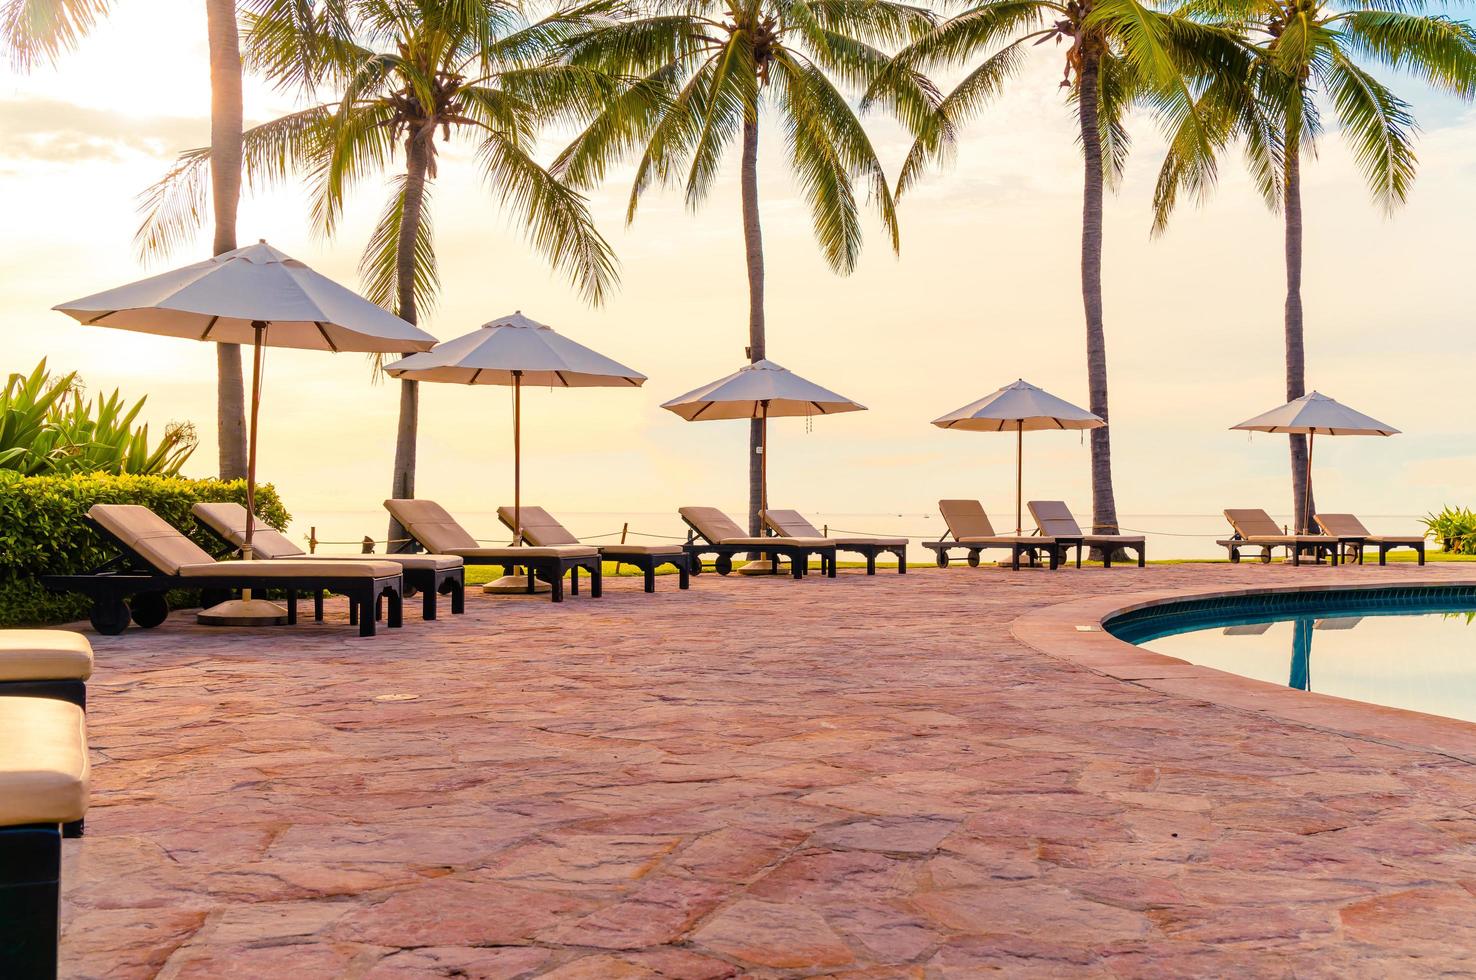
89,504,215,574
0,696,89,826
192,502,304,558
283,554,462,571
444,546,599,560
497,506,582,547
705,536,834,548
939,500,998,540
1028,500,1085,537
679,507,749,544
829,536,909,548
958,535,1052,546
0,630,93,682
384,499,480,554
600,544,685,557
178,559,401,579
764,509,824,538
1081,535,1146,546
1224,509,1289,538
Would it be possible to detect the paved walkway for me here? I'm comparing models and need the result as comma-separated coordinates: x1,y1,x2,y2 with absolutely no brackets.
59,563,1476,978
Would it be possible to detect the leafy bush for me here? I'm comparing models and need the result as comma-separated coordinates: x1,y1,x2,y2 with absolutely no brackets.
0,473,289,626
1,359,196,476
1423,506,1476,554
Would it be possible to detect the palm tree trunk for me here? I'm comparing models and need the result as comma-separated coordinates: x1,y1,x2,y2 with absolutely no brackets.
1077,42,1120,538
386,134,432,552
205,0,247,481
741,116,766,538
1283,131,1312,532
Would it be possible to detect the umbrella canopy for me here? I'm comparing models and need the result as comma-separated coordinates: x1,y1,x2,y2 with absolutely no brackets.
1230,392,1398,533
932,380,1104,536
1230,391,1399,437
383,312,644,554
54,240,435,354
932,379,1104,431
661,359,866,420
381,311,646,387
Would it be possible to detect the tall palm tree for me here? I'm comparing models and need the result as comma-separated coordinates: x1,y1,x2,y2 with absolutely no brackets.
888,0,1246,537
5,0,251,480
138,0,620,546
555,0,937,535
1154,0,1476,532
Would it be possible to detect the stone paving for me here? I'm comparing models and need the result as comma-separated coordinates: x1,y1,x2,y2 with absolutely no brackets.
58,562,1476,978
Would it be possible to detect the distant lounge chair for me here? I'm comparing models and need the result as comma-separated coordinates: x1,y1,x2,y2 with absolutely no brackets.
678,507,837,579
762,509,907,575
1027,500,1146,568
385,499,601,603
496,506,690,592
1315,513,1427,566
193,502,465,619
0,695,89,976
0,631,92,710
1217,509,1339,566
42,505,404,636
922,500,1062,570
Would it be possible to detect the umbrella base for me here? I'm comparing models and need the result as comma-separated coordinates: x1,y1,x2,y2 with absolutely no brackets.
737,559,786,576
197,597,289,627
484,573,552,595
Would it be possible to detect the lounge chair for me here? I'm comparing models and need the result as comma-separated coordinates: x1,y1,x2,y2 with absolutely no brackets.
0,631,92,710
921,500,1062,570
1218,509,1339,566
385,499,601,603
1315,513,1427,566
678,507,837,579
496,506,690,593
42,504,404,637
193,502,466,619
762,509,908,575
1028,500,1146,567
0,695,89,976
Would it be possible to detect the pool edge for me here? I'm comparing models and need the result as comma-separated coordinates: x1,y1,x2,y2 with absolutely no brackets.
1010,577,1476,764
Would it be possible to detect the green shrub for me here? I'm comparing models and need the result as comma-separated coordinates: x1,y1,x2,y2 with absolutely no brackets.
1423,506,1476,555
1,359,197,476
0,473,289,626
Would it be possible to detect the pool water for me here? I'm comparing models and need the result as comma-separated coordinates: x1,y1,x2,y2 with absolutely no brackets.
1106,587,1476,724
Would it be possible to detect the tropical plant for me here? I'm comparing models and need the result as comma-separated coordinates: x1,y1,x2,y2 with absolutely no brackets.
138,0,622,545
1424,505,1476,554
885,0,1248,537
0,360,197,477
555,0,937,534
1154,0,1476,532
4,0,251,482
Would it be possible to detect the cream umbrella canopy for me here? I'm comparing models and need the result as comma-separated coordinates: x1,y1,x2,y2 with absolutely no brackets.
1231,391,1399,533
54,240,438,624
661,359,866,536
932,379,1104,536
382,311,645,561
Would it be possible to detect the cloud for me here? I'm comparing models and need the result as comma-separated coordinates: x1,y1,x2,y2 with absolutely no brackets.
0,97,205,162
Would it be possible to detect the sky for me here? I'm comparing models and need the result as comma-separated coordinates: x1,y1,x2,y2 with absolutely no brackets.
2,2,1473,547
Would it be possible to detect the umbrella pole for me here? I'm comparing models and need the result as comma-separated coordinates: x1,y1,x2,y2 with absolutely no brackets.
1015,425,1023,537
1303,430,1315,535
760,401,768,525
486,369,548,594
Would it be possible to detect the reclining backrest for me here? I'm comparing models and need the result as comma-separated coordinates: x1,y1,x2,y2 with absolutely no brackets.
191,502,304,559
384,499,479,553
764,509,822,538
679,507,748,544
938,500,996,540
497,506,580,546
88,504,215,575
1225,509,1284,538
1028,500,1084,537
1315,513,1371,538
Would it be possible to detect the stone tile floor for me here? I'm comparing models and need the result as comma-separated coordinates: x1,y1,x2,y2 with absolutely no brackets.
58,562,1476,978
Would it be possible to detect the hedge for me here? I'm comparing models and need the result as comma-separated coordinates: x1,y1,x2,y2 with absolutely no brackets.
0,473,290,627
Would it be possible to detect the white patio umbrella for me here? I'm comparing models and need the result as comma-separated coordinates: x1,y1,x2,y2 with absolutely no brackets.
383,311,645,591
932,379,1104,536
54,240,437,624
1231,391,1399,533
662,360,864,567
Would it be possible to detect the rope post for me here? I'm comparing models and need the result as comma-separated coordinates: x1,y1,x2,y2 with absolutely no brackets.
308,526,317,554
361,535,375,554
621,522,629,544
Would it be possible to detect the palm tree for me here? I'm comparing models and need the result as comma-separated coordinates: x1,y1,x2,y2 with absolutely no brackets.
1153,0,1476,532
888,0,1246,538
555,0,938,535
138,0,620,547
5,0,251,480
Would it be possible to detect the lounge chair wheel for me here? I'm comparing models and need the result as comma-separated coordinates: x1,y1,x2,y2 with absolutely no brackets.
935,552,949,568
967,551,981,568
90,597,131,635
715,555,733,576
129,592,169,629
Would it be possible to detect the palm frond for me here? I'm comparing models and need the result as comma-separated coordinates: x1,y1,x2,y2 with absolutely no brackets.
2,0,110,69
1317,44,1418,209
1341,11,1476,98
359,174,440,313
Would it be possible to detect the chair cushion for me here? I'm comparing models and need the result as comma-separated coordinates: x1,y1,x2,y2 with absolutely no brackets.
1316,513,1372,538
447,546,599,560
1028,500,1085,537
0,696,89,826
191,502,305,559
957,535,1051,545
178,559,402,579
89,504,215,574
285,554,463,571
829,537,909,548
0,630,93,682
939,500,997,540
497,506,582,546
600,544,685,557
384,499,480,553
679,507,749,543
1365,536,1426,545
710,537,835,548
764,509,824,538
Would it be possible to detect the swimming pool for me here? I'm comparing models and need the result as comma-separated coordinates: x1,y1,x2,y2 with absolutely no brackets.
1104,586,1476,724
